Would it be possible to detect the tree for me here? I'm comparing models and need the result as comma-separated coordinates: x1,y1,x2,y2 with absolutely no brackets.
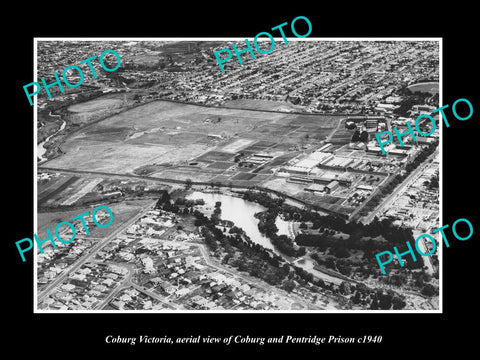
352,130,361,142
421,284,437,297
356,283,370,296
282,280,296,292
337,263,352,276
297,247,306,257
334,246,350,258
346,121,356,130
388,273,407,287
174,197,186,205
155,190,171,208
325,257,336,270
377,291,392,310
392,296,407,310
352,291,362,304
299,222,308,230
360,131,369,142
339,281,352,295
222,254,232,264
312,220,322,229
185,178,192,189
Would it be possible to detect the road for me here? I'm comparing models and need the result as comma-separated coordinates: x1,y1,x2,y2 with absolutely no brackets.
325,116,345,142
192,241,324,310
91,260,184,310
37,200,156,304
93,238,326,311
361,151,437,224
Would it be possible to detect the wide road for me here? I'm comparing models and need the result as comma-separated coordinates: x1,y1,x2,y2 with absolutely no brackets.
37,200,156,304
361,151,438,224
325,116,345,142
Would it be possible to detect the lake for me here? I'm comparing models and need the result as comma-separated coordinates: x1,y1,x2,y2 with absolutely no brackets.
186,191,278,252
186,191,346,285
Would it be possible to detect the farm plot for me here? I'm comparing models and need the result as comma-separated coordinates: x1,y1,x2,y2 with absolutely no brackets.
43,100,345,179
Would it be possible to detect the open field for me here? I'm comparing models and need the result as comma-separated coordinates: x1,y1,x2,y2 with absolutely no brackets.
60,178,104,206
44,100,344,178
223,99,303,112
37,199,154,245
68,99,125,113
407,82,439,95
39,99,393,219
38,175,81,206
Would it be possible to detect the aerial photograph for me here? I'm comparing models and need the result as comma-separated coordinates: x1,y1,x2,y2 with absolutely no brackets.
35,39,440,312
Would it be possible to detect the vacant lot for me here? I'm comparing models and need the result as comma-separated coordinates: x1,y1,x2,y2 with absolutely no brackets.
407,82,439,95
44,100,344,178
68,99,124,113
196,151,234,163
37,199,154,240
223,99,303,112
38,175,78,204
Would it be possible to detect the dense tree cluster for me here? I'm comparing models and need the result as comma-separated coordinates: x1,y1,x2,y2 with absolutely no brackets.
243,189,426,278
423,173,439,190
243,191,285,211
185,201,321,289
244,190,307,257
393,90,436,117
155,191,422,308
352,130,369,142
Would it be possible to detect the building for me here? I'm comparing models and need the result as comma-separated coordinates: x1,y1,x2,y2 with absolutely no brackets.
325,180,340,193
365,119,378,131
305,183,325,194
287,176,313,184
285,152,334,175
356,184,373,191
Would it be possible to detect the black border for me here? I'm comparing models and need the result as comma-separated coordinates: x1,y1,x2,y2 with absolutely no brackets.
6,4,478,355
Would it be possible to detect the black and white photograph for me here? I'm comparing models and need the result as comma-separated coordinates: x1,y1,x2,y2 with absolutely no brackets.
34,38,441,312
5,3,478,356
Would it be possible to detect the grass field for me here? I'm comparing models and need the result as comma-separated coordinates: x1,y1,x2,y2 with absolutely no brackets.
407,82,439,95
37,199,154,241
206,161,235,170
38,175,80,206
223,99,303,112
196,151,234,163
44,100,344,179
68,99,124,113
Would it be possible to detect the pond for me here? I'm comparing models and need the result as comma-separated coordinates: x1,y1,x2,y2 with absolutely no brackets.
186,191,277,252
